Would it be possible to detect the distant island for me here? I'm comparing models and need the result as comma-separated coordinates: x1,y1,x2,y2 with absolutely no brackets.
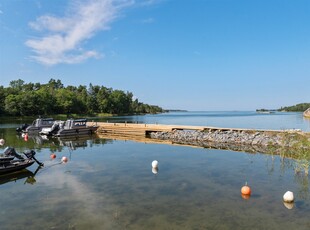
164,109,188,112
257,103,310,113
256,109,276,113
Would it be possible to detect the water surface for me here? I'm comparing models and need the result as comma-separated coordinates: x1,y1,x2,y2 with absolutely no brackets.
0,113,309,229
106,111,310,131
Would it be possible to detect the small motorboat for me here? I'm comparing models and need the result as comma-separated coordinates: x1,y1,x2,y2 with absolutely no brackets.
0,147,43,175
40,118,98,137
16,117,55,133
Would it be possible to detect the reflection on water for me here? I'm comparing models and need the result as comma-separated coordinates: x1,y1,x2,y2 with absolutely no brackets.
0,166,41,186
0,130,309,229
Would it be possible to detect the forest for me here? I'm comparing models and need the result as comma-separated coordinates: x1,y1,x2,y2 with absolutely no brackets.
278,103,310,112
0,79,164,116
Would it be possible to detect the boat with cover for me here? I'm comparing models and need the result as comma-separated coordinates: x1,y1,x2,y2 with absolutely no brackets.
0,147,43,174
16,118,55,133
40,118,98,137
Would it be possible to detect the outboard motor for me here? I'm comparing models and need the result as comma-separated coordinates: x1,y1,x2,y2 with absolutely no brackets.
16,124,29,132
24,150,36,159
50,123,60,135
23,150,44,167
4,147,24,159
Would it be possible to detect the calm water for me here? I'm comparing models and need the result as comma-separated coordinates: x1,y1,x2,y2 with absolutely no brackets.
0,112,309,230
96,111,310,132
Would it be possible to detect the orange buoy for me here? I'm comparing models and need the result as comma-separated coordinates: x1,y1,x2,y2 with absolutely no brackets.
61,156,68,163
50,153,56,159
241,183,251,196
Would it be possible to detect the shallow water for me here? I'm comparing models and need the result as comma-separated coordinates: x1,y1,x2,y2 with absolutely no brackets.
0,112,309,229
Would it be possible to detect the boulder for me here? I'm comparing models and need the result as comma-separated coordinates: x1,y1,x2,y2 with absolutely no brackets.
304,108,310,118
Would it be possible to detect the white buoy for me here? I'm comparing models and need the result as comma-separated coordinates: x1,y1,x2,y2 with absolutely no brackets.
152,167,158,175
152,160,158,169
61,156,68,163
0,139,5,146
283,191,294,203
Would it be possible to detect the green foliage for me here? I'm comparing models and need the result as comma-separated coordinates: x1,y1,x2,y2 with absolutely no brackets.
279,103,310,112
0,79,164,116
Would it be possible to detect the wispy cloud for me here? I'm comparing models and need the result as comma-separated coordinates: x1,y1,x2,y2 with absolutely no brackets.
141,17,155,24
26,0,134,66
138,0,162,6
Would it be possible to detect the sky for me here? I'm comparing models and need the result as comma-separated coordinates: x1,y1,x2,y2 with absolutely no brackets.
0,0,309,111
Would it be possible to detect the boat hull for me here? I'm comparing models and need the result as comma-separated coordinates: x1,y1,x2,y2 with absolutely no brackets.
0,160,35,175
55,126,98,137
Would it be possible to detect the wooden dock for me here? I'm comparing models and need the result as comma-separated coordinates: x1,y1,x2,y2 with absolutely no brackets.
88,121,292,137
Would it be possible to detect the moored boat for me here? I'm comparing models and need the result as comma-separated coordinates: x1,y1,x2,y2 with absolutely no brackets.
40,118,98,137
16,118,55,133
0,147,43,175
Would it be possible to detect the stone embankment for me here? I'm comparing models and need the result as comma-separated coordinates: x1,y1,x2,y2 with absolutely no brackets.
94,122,310,155
149,129,310,155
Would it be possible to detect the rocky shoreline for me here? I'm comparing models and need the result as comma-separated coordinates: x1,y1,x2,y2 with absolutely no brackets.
149,129,310,155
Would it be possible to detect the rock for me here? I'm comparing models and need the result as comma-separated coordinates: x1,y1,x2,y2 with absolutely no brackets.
149,128,309,155
304,108,310,118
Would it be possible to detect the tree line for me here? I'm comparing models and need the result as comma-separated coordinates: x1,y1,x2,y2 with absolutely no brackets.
0,79,164,116
278,103,310,112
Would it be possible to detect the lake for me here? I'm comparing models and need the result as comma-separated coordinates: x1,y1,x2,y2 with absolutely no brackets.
0,112,309,229
94,111,310,132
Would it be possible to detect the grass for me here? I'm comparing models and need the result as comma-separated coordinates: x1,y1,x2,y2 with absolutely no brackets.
276,132,310,175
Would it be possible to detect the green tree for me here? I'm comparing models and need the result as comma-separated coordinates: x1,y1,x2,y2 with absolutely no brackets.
4,94,21,115
87,84,100,113
0,86,5,115
55,89,78,114
96,86,112,113
109,90,132,114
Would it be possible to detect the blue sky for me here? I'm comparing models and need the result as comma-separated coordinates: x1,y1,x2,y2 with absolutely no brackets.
0,0,309,111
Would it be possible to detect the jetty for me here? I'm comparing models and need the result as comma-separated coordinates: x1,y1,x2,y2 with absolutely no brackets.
89,122,310,156
90,121,295,137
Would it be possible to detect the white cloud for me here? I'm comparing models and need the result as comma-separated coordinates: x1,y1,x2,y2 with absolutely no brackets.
26,0,134,66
